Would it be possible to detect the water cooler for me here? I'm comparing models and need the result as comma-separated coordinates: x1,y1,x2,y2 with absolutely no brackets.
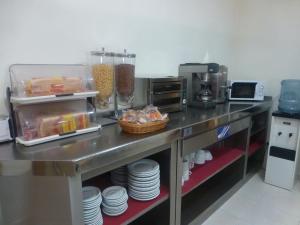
265,112,300,190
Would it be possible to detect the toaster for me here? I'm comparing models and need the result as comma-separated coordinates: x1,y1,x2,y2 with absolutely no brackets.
0,116,13,143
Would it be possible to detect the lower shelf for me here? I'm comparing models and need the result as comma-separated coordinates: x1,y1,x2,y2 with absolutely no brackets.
182,147,244,196
248,141,264,157
181,157,245,225
83,177,169,225
103,185,169,225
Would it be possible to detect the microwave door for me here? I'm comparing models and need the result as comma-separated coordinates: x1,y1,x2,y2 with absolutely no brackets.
231,82,257,99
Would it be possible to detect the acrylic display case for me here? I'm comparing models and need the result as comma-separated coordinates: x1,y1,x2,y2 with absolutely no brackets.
14,100,101,146
9,64,98,104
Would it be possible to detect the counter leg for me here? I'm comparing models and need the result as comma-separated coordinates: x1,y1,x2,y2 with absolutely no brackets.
68,175,84,225
170,141,178,225
175,140,183,225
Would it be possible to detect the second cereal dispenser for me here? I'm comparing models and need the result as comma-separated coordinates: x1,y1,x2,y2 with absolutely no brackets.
115,50,136,108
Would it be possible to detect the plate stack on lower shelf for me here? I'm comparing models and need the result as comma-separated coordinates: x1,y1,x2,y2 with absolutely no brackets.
102,186,129,216
127,159,161,201
82,186,103,225
110,166,128,187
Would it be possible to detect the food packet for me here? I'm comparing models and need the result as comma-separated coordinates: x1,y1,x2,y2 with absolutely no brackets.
121,105,168,123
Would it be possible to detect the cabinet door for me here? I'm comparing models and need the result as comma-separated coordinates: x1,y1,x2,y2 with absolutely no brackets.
265,152,296,190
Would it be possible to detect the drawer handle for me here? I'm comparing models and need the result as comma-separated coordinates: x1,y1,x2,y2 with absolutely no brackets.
283,122,291,125
289,133,293,138
278,132,282,136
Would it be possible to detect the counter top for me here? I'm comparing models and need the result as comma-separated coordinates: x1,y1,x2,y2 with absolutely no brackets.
0,98,272,176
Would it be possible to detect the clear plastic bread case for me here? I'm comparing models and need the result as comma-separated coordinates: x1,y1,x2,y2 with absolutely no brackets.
9,64,98,104
14,100,100,146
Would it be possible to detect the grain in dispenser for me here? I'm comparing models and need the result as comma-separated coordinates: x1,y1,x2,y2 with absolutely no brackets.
115,50,136,107
90,49,115,109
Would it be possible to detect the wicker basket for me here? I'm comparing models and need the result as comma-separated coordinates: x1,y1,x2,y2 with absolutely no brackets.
118,118,169,134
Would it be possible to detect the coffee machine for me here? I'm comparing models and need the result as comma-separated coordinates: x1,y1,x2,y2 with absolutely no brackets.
179,63,228,108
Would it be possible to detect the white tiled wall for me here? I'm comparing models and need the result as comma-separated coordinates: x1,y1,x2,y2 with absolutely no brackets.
0,0,239,114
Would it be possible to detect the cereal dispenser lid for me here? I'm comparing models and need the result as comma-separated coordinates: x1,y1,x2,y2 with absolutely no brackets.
91,48,114,57
127,54,136,58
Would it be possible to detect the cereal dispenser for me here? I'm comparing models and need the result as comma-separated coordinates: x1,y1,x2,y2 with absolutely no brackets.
115,50,136,107
90,49,115,109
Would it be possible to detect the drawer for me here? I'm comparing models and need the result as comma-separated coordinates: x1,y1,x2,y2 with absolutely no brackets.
271,117,300,150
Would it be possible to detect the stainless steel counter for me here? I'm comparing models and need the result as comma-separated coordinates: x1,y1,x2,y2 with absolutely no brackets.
0,98,272,176
0,98,272,225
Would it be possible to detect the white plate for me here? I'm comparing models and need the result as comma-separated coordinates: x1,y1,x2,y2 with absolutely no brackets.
102,204,128,214
85,213,103,225
102,186,127,201
129,190,160,201
129,189,160,198
129,169,160,177
128,173,160,181
128,159,159,175
102,202,127,211
102,195,128,206
129,188,160,197
83,201,102,210
82,186,101,203
83,195,102,206
84,209,101,223
83,196,102,207
129,178,160,187
83,200,102,210
129,185,160,193
84,215,102,224
102,204,128,216
84,207,100,218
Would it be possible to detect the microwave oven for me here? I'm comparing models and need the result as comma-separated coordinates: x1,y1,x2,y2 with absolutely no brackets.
228,80,265,101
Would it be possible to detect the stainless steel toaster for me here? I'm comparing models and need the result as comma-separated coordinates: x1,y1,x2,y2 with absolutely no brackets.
135,77,187,113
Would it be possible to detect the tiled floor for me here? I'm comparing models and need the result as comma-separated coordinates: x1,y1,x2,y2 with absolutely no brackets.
202,172,300,225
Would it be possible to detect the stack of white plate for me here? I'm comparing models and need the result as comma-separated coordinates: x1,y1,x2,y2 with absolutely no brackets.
82,186,103,225
110,166,128,187
102,186,128,216
128,159,160,201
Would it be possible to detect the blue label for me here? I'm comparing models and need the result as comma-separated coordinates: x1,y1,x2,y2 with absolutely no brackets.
183,127,193,137
217,125,230,140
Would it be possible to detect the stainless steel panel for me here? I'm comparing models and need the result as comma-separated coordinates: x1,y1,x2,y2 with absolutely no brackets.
182,117,251,156
81,143,171,181
183,129,218,156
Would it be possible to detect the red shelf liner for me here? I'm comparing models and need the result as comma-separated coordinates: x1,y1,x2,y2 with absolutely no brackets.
248,141,264,157
182,147,243,195
103,185,169,225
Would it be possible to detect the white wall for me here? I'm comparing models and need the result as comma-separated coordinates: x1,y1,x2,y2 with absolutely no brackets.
0,0,239,114
229,0,300,109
